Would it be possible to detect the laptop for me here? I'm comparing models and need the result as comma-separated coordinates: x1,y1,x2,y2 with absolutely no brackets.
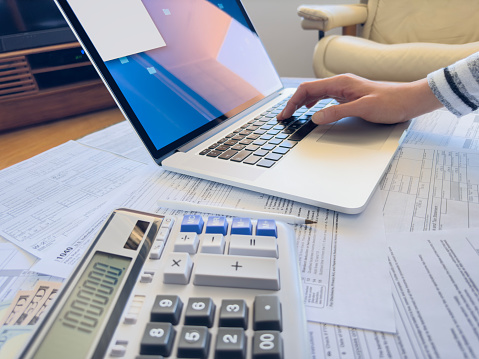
55,0,409,214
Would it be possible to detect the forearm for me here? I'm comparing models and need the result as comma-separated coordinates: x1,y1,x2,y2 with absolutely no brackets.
427,52,479,116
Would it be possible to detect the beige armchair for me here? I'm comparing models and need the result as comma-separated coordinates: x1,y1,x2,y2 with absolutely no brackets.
298,0,479,82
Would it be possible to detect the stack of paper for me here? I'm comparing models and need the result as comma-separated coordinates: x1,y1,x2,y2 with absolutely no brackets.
0,109,478,358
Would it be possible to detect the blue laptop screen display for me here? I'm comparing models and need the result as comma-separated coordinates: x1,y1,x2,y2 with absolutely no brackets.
99,0,282,152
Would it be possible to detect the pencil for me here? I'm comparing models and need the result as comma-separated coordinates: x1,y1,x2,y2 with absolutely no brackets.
157,199,316,225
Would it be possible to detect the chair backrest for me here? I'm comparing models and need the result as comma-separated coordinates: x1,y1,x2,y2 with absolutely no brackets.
362,0,479,45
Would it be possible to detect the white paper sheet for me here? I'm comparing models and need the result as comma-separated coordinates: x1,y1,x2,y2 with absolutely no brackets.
67,0,166,61
78,121,154,165
0,141,156,267
381,111,479,232
307,228,479,359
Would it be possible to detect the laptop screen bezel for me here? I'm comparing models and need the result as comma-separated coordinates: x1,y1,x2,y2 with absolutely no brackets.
54,0,284,162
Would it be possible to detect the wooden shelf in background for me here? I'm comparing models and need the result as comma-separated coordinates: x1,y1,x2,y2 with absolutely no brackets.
0,42,115,132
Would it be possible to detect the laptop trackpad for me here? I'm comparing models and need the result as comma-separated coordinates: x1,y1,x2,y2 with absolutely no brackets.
313,117,395,151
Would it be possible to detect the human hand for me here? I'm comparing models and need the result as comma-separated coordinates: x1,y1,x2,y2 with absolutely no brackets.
277,74,443,125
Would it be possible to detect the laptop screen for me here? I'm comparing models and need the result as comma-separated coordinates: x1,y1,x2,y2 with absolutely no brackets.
61,0,283,159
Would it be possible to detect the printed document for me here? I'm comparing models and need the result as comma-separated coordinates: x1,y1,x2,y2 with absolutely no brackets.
308,228,479,359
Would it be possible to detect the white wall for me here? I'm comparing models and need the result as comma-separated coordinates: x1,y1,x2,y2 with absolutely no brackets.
242,0,355,78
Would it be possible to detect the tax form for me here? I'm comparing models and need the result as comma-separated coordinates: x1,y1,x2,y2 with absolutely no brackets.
306,110,479,358
0,141,153,261
381,110,479,232
308,228,479,359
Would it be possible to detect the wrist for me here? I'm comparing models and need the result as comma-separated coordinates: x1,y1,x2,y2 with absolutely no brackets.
405,79,444,119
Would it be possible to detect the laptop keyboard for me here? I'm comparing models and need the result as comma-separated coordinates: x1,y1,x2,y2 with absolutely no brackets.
199,97,338,168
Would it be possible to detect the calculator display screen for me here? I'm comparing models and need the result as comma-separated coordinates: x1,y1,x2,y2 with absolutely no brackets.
33,251,131,359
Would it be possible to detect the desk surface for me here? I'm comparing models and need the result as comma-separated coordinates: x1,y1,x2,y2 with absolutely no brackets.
0,78,309,171
0,108,124,170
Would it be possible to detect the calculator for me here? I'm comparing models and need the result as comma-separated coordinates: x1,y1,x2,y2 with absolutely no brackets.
21,208,310,359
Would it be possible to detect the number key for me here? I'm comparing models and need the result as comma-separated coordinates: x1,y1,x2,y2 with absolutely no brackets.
253,331,283,359
150,295,183,324
184,298,216,327
215,328,247,359
219,299,248,328
140,322,176,356
177,326,211,359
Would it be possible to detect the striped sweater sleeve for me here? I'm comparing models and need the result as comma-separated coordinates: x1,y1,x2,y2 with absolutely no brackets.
427,52,479,117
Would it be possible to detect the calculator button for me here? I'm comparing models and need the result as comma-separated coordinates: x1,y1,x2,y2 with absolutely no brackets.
174,232,199,254
110,344,126,357
139,271,154,283
200,233,225,254
193,254,280,290
256,219,277,237
253,296,282,331
181,214,204,233
155,227,170,241
140,322,176,356
205,216,228,235
150,295,183,325
231,217,253,235
219,299,248,329
184,298,216,327
123,313,137,325
160,216,175,231
163,252,193,285
229,235,278,258
149,240,165,259
252,331,283,359
177,326,211,359
215,328,247,359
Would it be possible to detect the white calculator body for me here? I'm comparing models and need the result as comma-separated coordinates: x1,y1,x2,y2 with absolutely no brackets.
21,208,310,358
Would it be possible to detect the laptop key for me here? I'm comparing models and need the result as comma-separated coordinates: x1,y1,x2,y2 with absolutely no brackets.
253,149,268,157
265,153,282,161
269,138,282,145
243,155,261,165
257,159,275,168
289,120,317,141
206,150,222,157
272,147,289,155
245,145,260,151
260,135,274,141
261,144,275,151
216,145,231,151
253,129,267,135
231,150,251,162
232,135,245,141
278,141,296,149
218,150,238,160
239,139,254,145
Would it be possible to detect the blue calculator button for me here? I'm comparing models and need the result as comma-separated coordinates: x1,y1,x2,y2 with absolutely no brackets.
256,219,277,237
181,215,204,233
231,218,253,235
205,216,228,235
